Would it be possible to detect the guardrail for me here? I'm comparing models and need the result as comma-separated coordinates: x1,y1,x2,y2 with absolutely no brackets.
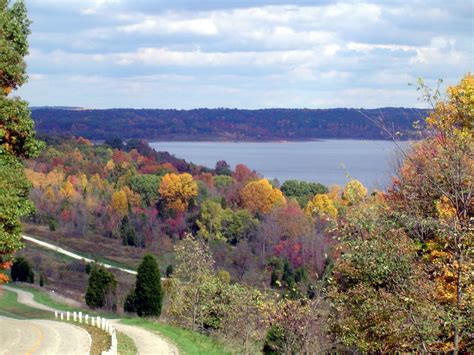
54,310,117,355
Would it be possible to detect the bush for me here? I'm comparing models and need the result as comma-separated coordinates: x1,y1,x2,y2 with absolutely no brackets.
48,218,57,231
120,216,138,247
270,269,278,288
124,290,137,313
85,264,117,310
11,257,34,283
263,325,285,354
135,254,163,317
165,264,174,278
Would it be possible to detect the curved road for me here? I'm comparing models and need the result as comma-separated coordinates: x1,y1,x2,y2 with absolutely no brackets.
0,316,91,355
5,286,178,354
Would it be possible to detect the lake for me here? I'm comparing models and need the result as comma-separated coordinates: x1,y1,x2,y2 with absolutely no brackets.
150,140,406,189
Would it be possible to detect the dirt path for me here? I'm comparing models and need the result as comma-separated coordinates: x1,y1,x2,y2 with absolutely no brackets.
5,285,178,354
0,315,91,355
3,285,57,312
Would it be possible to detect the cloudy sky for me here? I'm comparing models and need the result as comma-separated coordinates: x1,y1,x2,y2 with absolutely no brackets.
17,0,473,109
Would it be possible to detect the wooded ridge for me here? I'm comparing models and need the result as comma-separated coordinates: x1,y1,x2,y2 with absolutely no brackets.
31,107,428,141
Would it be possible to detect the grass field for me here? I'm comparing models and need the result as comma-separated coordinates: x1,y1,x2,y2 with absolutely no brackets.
121,318,231,355
117,331,138,355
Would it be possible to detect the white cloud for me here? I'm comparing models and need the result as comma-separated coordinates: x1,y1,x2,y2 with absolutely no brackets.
119,16,219,36
21,1,473,108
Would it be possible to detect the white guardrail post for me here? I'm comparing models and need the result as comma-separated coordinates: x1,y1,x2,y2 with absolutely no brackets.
54,311,117,355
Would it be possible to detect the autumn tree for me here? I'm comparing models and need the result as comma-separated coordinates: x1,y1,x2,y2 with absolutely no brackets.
110,190,128,217
241,179,285,215
166,234,215,330
305,193,338,222
387,74,473,352
342,179,368,205
328,196,443,352
0,0,42,282
264,298,329,353
233,163,258,184
159,173,198,213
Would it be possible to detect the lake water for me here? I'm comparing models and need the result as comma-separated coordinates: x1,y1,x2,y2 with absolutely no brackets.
150,140,405,189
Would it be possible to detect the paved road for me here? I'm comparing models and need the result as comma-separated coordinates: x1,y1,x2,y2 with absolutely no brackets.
110,320,179,355
6,286,178,354
0,316,91,355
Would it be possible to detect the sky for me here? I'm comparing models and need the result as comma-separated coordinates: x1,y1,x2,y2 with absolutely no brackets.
16,0,473,109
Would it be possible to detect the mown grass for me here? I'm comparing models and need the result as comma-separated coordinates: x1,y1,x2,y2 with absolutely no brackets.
0,288,52,319
11,283,78,312
121,318,231,355
117,331,138,355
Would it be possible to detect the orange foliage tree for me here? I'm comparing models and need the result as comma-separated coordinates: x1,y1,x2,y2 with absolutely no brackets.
240,179,285,214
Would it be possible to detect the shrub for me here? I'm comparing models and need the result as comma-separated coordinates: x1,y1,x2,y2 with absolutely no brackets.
263,325,285,354
85,264,117,310
165,264,174,278
124,290,137,313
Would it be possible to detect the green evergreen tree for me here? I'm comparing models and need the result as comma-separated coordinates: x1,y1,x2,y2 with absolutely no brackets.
85,264,117,310
135,254,163,317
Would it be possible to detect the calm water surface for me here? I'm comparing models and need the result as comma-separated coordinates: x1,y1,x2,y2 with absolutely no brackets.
150,140,404,189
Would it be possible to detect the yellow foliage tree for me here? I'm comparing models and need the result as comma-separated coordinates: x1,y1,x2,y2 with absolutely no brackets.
426,73,473,135
240,179,285,214
59,180,77,200
110,190,128,217
305,193,338,221
159,173,198,213
343,179,368,205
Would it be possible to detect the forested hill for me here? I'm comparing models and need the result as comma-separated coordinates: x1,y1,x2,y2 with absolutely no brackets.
31,107,428,141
